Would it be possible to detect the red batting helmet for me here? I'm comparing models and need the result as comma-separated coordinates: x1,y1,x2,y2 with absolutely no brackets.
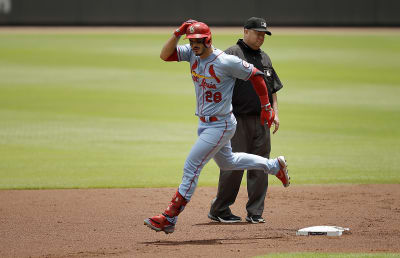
184,22,212,48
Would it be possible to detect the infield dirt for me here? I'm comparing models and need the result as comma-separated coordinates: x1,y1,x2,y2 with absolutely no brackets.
1,184,400,257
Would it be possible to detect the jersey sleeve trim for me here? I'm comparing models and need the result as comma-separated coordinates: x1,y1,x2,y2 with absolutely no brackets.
243,63,255,81
177,47,182,61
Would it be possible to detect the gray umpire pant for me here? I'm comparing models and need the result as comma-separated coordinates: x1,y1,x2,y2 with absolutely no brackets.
209,115,271,217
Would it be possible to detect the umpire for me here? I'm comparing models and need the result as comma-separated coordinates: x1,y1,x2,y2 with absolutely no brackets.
208,17,283,223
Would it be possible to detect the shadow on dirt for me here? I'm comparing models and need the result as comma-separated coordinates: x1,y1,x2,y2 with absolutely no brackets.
193,222,250,226
193,222,296,232
140,236,284,246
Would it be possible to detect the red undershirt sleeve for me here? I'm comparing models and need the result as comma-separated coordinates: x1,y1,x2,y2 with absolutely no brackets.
165,49,179,62
248,68,270,106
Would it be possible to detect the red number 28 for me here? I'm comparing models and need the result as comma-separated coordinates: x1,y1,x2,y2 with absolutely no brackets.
205,91,222,103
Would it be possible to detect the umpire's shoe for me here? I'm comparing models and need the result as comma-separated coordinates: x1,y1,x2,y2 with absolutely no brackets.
276,156,290,187
144,214,175,234
246,215,266,224
208,213,242,223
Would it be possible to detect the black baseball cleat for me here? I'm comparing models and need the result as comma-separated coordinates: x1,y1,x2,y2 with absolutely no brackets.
208,213,242,223
245,215,266,224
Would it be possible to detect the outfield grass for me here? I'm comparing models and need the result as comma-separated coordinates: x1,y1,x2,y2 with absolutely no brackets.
0,28,399,189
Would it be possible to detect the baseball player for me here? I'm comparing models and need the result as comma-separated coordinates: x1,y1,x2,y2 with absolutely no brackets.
144,20,290,234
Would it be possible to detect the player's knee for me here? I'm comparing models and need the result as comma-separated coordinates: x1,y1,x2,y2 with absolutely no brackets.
215,157,235,170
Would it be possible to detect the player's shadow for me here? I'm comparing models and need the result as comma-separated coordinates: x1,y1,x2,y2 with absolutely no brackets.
140,236,284,246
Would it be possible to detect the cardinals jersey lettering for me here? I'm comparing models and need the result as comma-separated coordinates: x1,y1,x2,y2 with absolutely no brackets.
177,44,254,117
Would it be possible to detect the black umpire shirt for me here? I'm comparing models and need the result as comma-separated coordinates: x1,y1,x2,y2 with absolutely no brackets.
225,39,283,116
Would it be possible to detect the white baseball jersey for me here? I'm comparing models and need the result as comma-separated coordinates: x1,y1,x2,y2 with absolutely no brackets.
177,44,254,117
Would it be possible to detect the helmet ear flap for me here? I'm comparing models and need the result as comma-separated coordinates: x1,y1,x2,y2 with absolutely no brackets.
204,35,212,48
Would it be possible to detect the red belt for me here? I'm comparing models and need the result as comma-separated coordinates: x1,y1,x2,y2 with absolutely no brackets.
200,116,218,123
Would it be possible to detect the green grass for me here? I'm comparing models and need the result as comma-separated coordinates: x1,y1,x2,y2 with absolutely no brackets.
0,29,400,189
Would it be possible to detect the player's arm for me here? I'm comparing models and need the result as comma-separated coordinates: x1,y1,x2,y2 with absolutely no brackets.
160,35,180,61
248,68,275,128
160,19,197,62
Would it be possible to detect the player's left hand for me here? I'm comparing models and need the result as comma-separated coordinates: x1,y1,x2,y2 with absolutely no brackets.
272,114,280,134
261,103,275,128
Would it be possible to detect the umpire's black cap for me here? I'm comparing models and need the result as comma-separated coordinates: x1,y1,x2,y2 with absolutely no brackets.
244,17,272,36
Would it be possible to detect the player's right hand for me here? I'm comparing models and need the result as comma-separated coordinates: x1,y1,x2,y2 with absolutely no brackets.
261,103,275,128
174,19,197,37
